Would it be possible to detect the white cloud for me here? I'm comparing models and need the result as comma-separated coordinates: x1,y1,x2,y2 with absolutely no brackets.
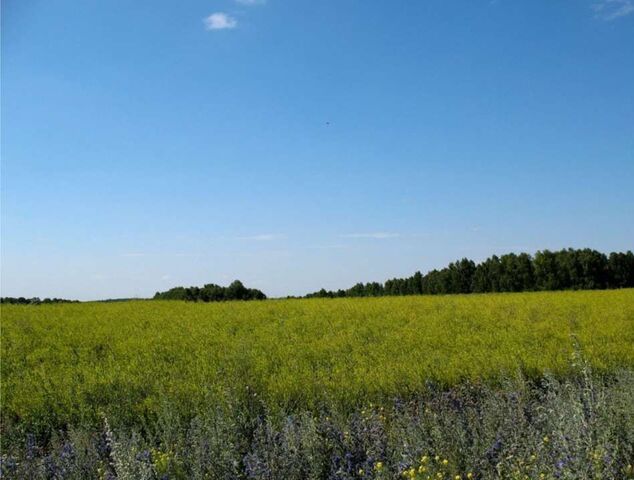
398,232,430,239
235,0,266,4
340,232,401,239
236,234,286,241
120,252,198,257
204,13,238,30
593,0,634,20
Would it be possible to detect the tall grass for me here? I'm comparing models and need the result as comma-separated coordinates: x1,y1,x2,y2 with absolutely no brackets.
2,370,634,479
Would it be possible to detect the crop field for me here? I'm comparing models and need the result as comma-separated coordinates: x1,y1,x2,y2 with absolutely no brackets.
2,289,634,479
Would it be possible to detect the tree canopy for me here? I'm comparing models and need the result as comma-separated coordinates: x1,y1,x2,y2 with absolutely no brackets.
153,280,266,302
0,297,79,305
306,248,634,298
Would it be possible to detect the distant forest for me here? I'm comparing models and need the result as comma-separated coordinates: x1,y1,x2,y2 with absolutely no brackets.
306,248,634,298
0,297,79,305
154,280,266,302
3,249,633,304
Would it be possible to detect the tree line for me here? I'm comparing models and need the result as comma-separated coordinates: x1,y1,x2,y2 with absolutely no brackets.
306,248,634,298
0,297,79,305
154,280,266,302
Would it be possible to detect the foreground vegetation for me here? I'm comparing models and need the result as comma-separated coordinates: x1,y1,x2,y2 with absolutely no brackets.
3,370,634,480
2,289,633,478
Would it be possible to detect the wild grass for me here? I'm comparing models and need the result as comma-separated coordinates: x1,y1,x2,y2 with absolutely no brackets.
2,370,634,479
1,289,633,478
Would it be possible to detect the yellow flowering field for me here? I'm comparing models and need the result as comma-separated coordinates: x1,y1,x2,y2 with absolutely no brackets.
2,289,633,434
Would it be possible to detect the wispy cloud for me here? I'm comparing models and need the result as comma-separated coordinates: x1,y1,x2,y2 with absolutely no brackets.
204,12,238,30
236,234,286,241
308,244,350,250
235,0,266,4
237,249,291,257
593,0,634,20
120,252,199,257
340,232,401,239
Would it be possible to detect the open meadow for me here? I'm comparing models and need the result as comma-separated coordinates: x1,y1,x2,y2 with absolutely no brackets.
5,1,634,478
2,289,634,479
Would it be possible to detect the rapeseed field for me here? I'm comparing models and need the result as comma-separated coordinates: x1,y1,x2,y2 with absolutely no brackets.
1,289,633,479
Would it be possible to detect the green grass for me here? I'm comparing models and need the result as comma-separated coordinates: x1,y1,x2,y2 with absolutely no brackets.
2,289,634,436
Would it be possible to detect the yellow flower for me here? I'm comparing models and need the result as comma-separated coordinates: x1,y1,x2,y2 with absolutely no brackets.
434,456,440,462
374,462,383,472
542,436,549,444
419,466,427,473
467,473,474,479
454,476,462,480
421,455,429,464
358,468,364,475
442,459,449,466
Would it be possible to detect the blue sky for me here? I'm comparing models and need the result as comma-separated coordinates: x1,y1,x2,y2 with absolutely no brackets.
2,0,633,300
